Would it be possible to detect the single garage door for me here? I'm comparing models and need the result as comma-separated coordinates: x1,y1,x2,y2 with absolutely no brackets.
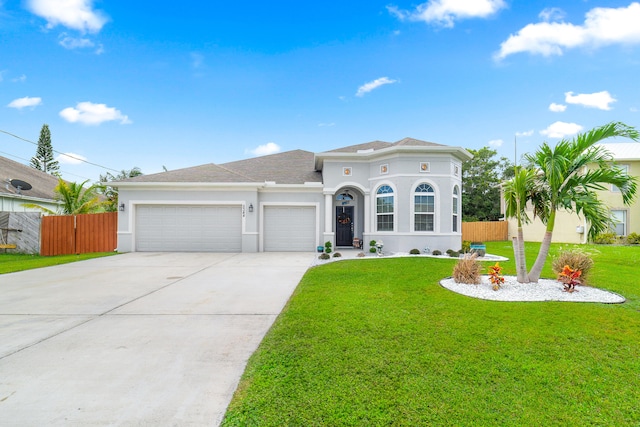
136,205,242,252
264,206,316,251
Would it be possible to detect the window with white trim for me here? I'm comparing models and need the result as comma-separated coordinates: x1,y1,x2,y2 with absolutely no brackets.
414,183,435,231
611,165,629,192
452,185,459,232
611,210,627,235
376,185,394,231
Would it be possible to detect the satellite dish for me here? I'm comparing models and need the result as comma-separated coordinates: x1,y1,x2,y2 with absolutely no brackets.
9,178,32,194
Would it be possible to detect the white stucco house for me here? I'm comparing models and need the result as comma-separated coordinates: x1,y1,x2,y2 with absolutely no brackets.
115,138,473,253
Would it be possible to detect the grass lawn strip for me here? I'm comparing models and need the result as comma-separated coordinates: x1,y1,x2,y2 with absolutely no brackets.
222,242,640,426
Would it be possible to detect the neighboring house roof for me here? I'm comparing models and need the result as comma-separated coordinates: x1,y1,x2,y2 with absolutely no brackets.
123,163,259,183
0,155,59,201
326,137,444,153
597,143,640,161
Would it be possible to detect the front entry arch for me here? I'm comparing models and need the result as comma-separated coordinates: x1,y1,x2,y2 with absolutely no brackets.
335,206,354,246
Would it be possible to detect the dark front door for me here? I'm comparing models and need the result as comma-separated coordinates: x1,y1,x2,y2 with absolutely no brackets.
336,206,354,247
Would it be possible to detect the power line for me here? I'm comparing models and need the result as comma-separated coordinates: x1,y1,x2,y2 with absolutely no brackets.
0,128,121,174
0,150,95,181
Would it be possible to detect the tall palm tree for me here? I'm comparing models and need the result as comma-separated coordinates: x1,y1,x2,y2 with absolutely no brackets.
521,122,638,282
99,167,143,212
24,179,104,215
503,167,536,283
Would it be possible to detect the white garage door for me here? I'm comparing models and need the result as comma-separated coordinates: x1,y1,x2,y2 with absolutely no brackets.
136,205,242,252
264,206,316,252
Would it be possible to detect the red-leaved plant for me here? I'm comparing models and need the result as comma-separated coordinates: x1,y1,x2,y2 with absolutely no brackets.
558,265,582,292
488,262,505,291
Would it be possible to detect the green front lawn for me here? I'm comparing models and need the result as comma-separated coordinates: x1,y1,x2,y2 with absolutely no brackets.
222,242,640,426
0,252,117,274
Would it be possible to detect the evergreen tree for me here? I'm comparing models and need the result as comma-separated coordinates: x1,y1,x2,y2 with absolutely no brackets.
462,147,513,221
30,124,60,175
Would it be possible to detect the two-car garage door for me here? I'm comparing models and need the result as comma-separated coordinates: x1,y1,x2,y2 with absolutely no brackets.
135,204,317,252
136,205,242,252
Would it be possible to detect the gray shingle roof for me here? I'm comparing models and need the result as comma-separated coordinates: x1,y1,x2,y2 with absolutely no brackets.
0,156,59,200
120,149,321,184
325,137,444,153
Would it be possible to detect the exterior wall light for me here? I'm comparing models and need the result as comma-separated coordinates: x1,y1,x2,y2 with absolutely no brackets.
119,203,125,212
248,203,254,213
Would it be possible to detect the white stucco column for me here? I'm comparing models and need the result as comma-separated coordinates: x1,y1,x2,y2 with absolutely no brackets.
364,193,371,233
324,193,333,233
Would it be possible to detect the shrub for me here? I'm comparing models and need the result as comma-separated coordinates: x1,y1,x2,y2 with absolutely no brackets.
461,240,471,253
557,265,582,292
626,232,640,244
488,262,505,291
356,252,366,258
448,251,460,258
369,247,377,253
369,240,377,247
446,249,454,255
333,252,342,258
552,250,594,285
409,248,420,255
592,232,617,244
318,253,330,260
432,250,442,256
324,241,332,254
453,254,481,284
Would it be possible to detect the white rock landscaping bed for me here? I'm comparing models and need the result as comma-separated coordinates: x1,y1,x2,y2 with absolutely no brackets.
440,276,625,303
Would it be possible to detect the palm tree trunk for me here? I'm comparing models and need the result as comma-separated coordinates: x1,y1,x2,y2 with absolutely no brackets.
528,211,556,282
516,228,529,283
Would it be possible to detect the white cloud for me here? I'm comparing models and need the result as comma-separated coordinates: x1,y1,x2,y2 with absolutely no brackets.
356,77,397,97
57,152,87,165
12,74,27,83
245,142,281,156
388,0,506,28
549,102,567,112
565,91,616,110
59,34,94,49
539,7,565,23
27,0,108,33
516,130,534,137
7,96,42,109
488,139,504,147
540,121,583,139
59,102,131,125
496,3,640,60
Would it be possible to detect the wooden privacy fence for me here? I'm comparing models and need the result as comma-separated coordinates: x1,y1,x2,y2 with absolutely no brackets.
462,221,508,242
41,212,117,256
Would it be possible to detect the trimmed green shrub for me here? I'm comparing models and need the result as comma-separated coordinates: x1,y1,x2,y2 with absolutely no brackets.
318,253,330,260
626,232,640,244
592,232,617,244
333,252,342,258
461,240,471,253
369,247,377,253
324,241,333,254
409,248,420,255
431,250,442,256
369,240,377,247
448,251,460,258
356,252,366,257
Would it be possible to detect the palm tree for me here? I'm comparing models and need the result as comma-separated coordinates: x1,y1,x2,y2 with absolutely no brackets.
508,122,638,283
99,167,143,212
503,167,536,283
24,179,104,215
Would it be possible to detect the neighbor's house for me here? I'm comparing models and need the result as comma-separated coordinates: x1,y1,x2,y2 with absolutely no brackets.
1,155,60,213
115,138,472,253
503,143,640,244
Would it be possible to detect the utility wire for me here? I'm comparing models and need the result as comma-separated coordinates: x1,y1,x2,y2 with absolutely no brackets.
0,150,94,181
0,128,121,174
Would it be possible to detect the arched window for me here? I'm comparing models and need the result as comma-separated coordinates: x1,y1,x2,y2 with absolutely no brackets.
414,183,435,231
336,192,353,201
376,185,394,231
453,186,459,232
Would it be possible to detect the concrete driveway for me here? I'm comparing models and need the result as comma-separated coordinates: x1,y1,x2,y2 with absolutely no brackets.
0,252,314,426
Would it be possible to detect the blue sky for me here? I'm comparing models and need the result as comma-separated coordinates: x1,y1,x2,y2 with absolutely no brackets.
2,0,640,182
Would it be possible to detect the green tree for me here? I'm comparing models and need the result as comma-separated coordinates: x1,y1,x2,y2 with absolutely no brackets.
462,147,513,221
30,124,60,175
504,122,638,283
98,168,143,211
24,179,104,215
